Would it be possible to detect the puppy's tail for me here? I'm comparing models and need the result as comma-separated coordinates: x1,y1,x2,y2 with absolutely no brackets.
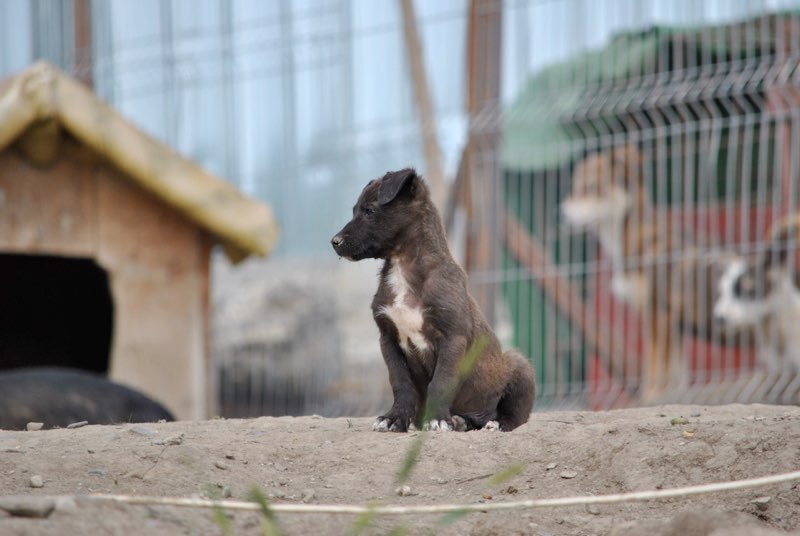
496,350,536,431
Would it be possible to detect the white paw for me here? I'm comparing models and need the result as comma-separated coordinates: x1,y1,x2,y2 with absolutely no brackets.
372,418,408,432
483,421,501,431
372,418,390,432
423,419,453,432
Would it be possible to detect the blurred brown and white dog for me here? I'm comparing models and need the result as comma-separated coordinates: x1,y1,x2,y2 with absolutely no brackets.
714,216,800,372
561,145,742,397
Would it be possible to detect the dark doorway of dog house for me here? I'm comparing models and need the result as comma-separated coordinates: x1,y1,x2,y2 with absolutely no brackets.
0,253,114,373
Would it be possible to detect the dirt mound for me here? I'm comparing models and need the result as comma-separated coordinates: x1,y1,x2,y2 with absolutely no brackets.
1,404,799,535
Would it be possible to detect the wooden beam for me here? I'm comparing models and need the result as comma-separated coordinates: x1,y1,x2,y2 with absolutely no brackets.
463,0,503,322
398,0,447,210
73,0,93,88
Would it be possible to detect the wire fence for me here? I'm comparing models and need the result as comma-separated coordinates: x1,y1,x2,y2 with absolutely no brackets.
492,9,800,409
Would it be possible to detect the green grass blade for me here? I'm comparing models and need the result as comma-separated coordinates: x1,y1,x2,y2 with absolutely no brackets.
437,509,468,527
346,503,377,536
487,462,526,488
247,486,280,536
457,336,489,381
396,432,425,484
211,504,233,536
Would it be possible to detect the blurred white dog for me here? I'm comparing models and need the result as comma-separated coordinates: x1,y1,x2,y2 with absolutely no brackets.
714,216,800,371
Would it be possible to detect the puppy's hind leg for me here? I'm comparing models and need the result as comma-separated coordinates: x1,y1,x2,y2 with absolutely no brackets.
495,350,536,431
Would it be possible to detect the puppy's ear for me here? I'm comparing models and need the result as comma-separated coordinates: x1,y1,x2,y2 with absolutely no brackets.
764,216,800,268
378,168,417,205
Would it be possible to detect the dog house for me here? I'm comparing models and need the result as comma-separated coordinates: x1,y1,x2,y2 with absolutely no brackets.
0,62,278,420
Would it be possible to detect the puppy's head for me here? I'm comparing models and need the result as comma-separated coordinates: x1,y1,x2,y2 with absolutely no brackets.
331,168,425,261
714,218,800,326
561,145,644,227
713,258,775,326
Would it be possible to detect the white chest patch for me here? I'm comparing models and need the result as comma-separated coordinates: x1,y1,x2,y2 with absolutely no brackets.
379,263,429,353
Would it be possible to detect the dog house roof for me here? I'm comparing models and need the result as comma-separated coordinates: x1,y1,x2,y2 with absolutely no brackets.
0,61,278,263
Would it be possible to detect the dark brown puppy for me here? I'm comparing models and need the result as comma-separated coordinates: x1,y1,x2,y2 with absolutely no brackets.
331,169,535,432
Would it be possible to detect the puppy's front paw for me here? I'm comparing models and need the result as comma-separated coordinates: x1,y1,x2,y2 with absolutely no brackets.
372,415,412,433
483,420,501,431
422,419,453,432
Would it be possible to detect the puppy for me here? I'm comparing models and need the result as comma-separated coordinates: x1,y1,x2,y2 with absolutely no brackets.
561,145,743,397
331,169,535,432
714,216,800,371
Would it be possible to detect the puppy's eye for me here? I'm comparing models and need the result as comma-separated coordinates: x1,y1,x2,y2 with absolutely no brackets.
363,206,374,216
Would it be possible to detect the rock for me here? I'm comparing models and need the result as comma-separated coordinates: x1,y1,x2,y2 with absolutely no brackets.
214,461,228,470
750,496,771,511
128,425,156,437
586,503,600,515
545,463,558,470
225,453,235,460
67,421,88,429
560,470,578,479
88,469,108,476
163,433,185,445
29,475,44,488
0,497,55,518
26,422,43,431
153,433,184,446
301,489,316,502
213,258,343,418
278,477,289,486
670,417,689,425
395,485,413,497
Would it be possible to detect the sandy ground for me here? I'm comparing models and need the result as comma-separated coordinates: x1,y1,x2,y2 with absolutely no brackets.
1,404,799,536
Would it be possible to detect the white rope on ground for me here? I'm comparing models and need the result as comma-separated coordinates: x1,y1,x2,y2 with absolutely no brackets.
77,469,800,516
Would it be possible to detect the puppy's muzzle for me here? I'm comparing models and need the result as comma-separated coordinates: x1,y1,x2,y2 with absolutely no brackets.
331,234,353,259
